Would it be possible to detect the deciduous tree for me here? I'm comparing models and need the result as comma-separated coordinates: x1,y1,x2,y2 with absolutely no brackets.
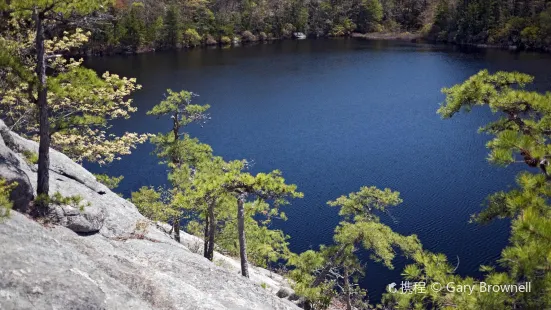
1,1,147,214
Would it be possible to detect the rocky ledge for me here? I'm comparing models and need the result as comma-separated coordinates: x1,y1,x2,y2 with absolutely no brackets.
0,120,299,310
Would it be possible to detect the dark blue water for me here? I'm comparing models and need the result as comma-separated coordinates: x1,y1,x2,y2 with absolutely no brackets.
85,39,551,301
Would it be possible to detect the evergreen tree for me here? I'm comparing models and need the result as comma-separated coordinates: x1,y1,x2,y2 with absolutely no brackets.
289,186,421,309
384,70,551,309
119,2,146,51
0,0,147,214
145,89,210,242
222,167,303,277
359,0,383,32
163,5,183,49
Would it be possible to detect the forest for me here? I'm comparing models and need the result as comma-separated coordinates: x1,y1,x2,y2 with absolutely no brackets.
1,0,551,309
78,0,551,53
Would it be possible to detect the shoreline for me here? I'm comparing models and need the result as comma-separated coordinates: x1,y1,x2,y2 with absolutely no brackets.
83,32,551,58
351,32,423,42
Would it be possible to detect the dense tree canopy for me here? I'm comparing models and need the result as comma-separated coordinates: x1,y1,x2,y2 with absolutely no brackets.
71,0,551,53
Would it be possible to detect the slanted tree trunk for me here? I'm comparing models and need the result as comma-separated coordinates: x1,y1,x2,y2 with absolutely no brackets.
311,244,347,287
237,196,249,277
206,201,216,261
203,212,210,257
344,267,352,310
34,10,50,215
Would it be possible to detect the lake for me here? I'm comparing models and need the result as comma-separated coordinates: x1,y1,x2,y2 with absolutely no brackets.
85,38,551,302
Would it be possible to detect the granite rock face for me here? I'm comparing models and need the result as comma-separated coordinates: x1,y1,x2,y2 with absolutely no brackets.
0,120,298,310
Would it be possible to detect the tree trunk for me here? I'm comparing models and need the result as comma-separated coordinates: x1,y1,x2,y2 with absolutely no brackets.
344,267,352,310
203,212,210,258
34,11,50,215
237,197,249,277
206,201,216,261
311,244,347,287
173,220,180,243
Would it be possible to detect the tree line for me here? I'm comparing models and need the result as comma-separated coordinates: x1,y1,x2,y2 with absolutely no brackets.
63,0,551,53
1,0,551,309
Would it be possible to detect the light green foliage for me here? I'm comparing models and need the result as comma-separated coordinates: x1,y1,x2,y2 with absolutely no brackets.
36,192,90,212
193,158,302,264
5,0,110,18
148,89,211,169
222,167,303,207
289,187,420,308
288,247,339,309
328,187,420,266
220,36,231,45
383,70,551,309
0,26,148,164
359,0,383,32
131,186,180,223
23,0,549,51
141,89,299,269
216,201,292,267
147,89,210,128
0,179,16,221
22,150,38,165
183,28,202,47
93,174,124,190
329,186,402,222
135,88,213,244
329,24,346,37
148,16,164,47
438,70,551,171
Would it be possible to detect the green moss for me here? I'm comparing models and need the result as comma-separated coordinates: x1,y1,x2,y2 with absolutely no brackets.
22,150,38,165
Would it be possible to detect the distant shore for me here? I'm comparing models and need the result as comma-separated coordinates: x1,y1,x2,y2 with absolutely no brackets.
84,31,551,57
351,32,422,42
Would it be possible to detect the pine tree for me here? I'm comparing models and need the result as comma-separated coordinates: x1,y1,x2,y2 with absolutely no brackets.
222,167,303,277
289,186,421,309
1,0,147,214
145,89,210,242
163,5,183,49
385,70,551,309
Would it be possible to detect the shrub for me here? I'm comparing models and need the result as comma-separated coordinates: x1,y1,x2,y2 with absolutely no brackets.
329,24,346,37
220,35,231,45
0,179,17,221
342,18,356,34
183,28,201,47
521,26,541,48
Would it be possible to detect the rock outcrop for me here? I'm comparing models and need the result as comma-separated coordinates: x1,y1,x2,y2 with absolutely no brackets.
0,120,298,310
